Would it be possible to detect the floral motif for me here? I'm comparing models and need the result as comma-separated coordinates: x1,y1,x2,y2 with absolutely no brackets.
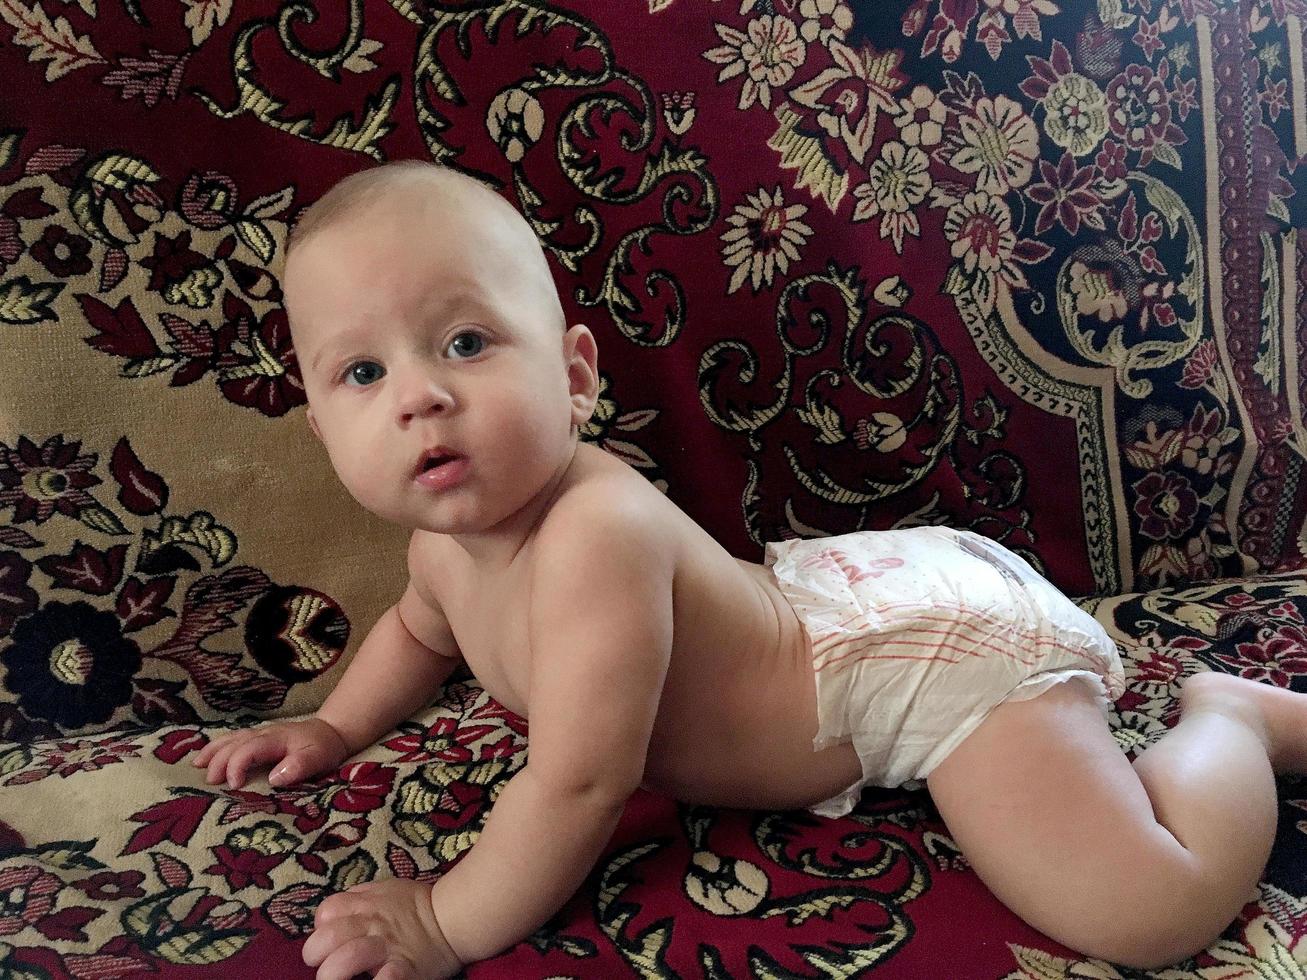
140,229,221,307
1226,625,1307,685
789,39,905,165
29,225,92,277
73,870,146,901
578,375,663,476
703,16,806,111
486,87,545,163
720,185,814,294
1198,909,1307,976
383,717,500,765
942,191,1017,276
0,436,101,527
947,95,1038,195
798,0,852,44
683,851,769,916
1132,470,1199,541
1025,151,1104,235
1105,63,1185,166
244,584,348,684
316,762,396,816
0,867,64,936
1068,259,1127,322
5,731,144,785
659,90,697,135
1041,73,1109,156
205,823,297,891
179,171,239,231
2,600,143,730
905,0,1062,62
893,84,947,147
853,141,932,252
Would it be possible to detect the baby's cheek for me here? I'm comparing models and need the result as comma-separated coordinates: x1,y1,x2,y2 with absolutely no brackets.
330,454,394,516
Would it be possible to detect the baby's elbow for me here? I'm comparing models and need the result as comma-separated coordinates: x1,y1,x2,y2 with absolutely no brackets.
563,773,638,810
529,765,637,812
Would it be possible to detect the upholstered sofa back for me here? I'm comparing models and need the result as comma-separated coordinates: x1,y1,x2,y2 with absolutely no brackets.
1,1,1302,741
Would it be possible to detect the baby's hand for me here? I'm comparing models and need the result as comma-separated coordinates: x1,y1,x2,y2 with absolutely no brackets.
302,877,463,980
191,717,350,789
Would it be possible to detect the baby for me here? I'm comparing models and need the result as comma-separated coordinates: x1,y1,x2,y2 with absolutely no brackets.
194,160,1307,978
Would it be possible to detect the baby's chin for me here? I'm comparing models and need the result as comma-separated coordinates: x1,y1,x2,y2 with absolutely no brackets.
386,503,504,537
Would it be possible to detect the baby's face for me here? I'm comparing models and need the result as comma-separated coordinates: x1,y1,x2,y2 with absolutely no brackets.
283,186,594,535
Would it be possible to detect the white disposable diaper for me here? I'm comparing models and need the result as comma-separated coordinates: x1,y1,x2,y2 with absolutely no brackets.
765,526,1125,817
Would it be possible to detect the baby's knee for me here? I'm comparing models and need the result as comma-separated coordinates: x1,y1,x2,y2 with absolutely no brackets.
1067,873,1235,969
1081,917,1217,970
1179,672,1272,749
1180,670,1258,717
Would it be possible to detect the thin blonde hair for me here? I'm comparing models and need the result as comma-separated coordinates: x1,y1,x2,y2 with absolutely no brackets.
282,160,566,332
286,161,506,257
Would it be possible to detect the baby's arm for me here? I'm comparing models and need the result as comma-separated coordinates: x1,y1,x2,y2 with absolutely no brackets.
197,541,461,787
314,573,462,755
428,504,674,965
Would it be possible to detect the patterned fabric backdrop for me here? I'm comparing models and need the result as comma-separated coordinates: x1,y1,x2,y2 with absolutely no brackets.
3,0,1307,977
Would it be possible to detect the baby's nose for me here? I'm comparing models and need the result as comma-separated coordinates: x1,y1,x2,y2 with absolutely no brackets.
396,376,455,423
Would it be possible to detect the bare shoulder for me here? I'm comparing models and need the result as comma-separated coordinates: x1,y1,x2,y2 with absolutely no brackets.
396,531,459,658
404,530,445,600
532,446,679,578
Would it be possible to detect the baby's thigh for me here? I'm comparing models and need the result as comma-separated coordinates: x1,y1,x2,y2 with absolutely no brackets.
926,681,1191,958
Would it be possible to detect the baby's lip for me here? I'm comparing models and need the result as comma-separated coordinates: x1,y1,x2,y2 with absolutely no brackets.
413,446,463,479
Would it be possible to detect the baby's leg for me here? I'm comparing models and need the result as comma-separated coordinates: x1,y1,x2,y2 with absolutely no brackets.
926,673,1286,969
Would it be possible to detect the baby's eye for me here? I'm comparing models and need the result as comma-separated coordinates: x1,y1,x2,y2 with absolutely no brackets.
446,332,485,359
342,361,385,387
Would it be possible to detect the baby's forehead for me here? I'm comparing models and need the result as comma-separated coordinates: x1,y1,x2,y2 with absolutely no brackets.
284,172,564,332
300,188,536,275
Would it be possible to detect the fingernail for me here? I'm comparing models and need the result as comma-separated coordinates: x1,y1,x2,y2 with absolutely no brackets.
269,766,287,786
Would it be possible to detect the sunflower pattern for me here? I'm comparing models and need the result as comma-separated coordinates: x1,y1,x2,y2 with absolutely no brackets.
2,1,1306,977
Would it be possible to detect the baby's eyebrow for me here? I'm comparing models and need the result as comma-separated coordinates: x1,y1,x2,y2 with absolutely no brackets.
310,335,366,374
420,288,484,321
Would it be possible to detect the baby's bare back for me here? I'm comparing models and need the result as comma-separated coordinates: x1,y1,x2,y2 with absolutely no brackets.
417,445,860,811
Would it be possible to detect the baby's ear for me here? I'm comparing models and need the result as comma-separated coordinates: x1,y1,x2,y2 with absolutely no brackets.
564,324,599,425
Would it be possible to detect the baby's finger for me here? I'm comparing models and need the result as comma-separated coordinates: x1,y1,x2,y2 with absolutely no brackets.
270,742,336,787
191,732,233,766
302,916,370,969
226,733,289,789
316,935,388,980
203,738,245,785
206,734,263,786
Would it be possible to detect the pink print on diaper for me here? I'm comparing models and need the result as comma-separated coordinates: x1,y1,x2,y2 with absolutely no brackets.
800,548,904,585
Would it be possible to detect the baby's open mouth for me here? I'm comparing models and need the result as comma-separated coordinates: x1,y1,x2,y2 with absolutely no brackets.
413,448,468,488
414,447,460,476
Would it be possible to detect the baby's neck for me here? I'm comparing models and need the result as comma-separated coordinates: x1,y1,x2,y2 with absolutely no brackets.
447,442,580,570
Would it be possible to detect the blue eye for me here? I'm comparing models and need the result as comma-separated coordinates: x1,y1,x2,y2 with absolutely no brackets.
343,361,384,386
447,333,484,358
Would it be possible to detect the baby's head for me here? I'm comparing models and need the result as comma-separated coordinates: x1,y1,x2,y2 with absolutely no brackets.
282,161,598,535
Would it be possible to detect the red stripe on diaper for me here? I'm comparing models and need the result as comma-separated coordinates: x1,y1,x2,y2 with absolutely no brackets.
809,602,1084,661
807,598,1039,654
817,638,983,669
816,625,1046,669
814,635,1106,679
816,628,1041,674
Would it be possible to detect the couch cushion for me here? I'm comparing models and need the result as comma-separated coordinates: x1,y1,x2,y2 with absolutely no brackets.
2,580,1306,976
